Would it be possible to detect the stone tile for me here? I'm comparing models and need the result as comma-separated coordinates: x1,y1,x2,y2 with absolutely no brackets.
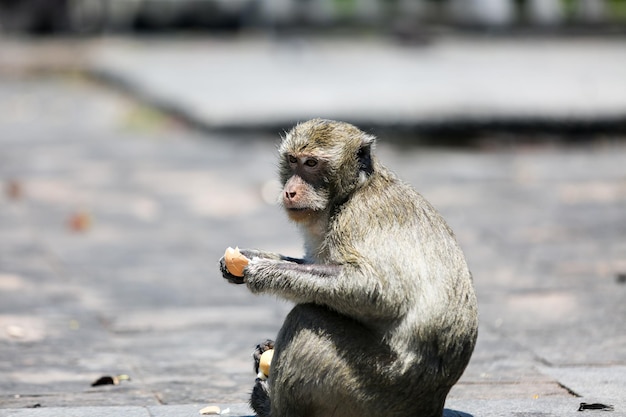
479,286,626,366
148,403,254,417
451,327,573,400
444,398,626,417
538,365,626,409
0,406,150,417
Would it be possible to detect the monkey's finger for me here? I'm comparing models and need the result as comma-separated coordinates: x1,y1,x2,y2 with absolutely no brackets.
221,268,246,284
225,274,245,285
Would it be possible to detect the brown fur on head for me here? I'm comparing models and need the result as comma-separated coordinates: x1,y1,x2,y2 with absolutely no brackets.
278,119,376,214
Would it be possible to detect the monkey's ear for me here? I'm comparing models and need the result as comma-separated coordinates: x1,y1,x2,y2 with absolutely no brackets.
357,138,374,178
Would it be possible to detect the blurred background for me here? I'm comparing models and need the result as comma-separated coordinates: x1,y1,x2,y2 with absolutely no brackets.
3,0,626,139
1,0,625,412
1,0,626,35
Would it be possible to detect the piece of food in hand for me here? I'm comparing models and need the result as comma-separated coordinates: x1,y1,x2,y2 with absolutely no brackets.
259,349,274,378
224,247,249,277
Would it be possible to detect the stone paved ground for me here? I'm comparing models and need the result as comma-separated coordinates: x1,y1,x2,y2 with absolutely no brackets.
0,37,625,417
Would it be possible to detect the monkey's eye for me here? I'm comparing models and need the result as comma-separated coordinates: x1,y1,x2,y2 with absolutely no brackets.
304,159,318,167
288,155,298,164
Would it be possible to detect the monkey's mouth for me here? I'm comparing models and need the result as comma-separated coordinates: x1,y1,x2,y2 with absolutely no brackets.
287,208,312,216
285,207,316,222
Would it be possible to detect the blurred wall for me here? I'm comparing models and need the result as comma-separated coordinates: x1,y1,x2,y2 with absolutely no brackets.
1,0,625,34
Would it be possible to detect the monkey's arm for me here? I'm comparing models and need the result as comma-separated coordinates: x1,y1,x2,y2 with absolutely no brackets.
235,249,305,263
219,249,305,284
244,259,399,320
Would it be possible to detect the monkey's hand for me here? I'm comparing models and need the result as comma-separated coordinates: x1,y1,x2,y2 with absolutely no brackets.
219,249,253,284
220,248,280,284
219,249,290,285
219,256,246,284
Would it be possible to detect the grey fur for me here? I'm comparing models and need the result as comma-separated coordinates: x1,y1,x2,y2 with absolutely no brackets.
220,119,478,417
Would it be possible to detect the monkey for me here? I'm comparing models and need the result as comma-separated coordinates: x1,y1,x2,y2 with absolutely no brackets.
219,118,478,417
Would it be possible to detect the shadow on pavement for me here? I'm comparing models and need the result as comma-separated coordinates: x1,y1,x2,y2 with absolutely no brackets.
444,409,474,417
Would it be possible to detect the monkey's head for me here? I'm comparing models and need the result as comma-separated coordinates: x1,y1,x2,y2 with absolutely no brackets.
278,119,376,223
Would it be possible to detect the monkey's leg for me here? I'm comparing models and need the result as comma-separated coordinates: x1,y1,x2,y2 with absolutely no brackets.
250,340,274,417
270,304,384,417
250,377,271,417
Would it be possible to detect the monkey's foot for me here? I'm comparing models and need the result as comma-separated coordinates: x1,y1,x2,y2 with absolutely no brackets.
250,378,271,417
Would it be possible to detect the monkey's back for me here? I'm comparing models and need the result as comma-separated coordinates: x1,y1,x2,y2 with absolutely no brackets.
346,165,477,347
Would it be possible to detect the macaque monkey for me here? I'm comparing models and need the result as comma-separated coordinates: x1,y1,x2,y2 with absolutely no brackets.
220,119,478,417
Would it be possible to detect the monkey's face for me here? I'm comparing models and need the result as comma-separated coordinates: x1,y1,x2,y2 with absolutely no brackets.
280,153,330,223
278,119,376,224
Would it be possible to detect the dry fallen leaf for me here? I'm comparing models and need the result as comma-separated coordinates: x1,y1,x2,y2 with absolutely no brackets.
68,211,92,232
91,374,130,387
6,180,22,200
